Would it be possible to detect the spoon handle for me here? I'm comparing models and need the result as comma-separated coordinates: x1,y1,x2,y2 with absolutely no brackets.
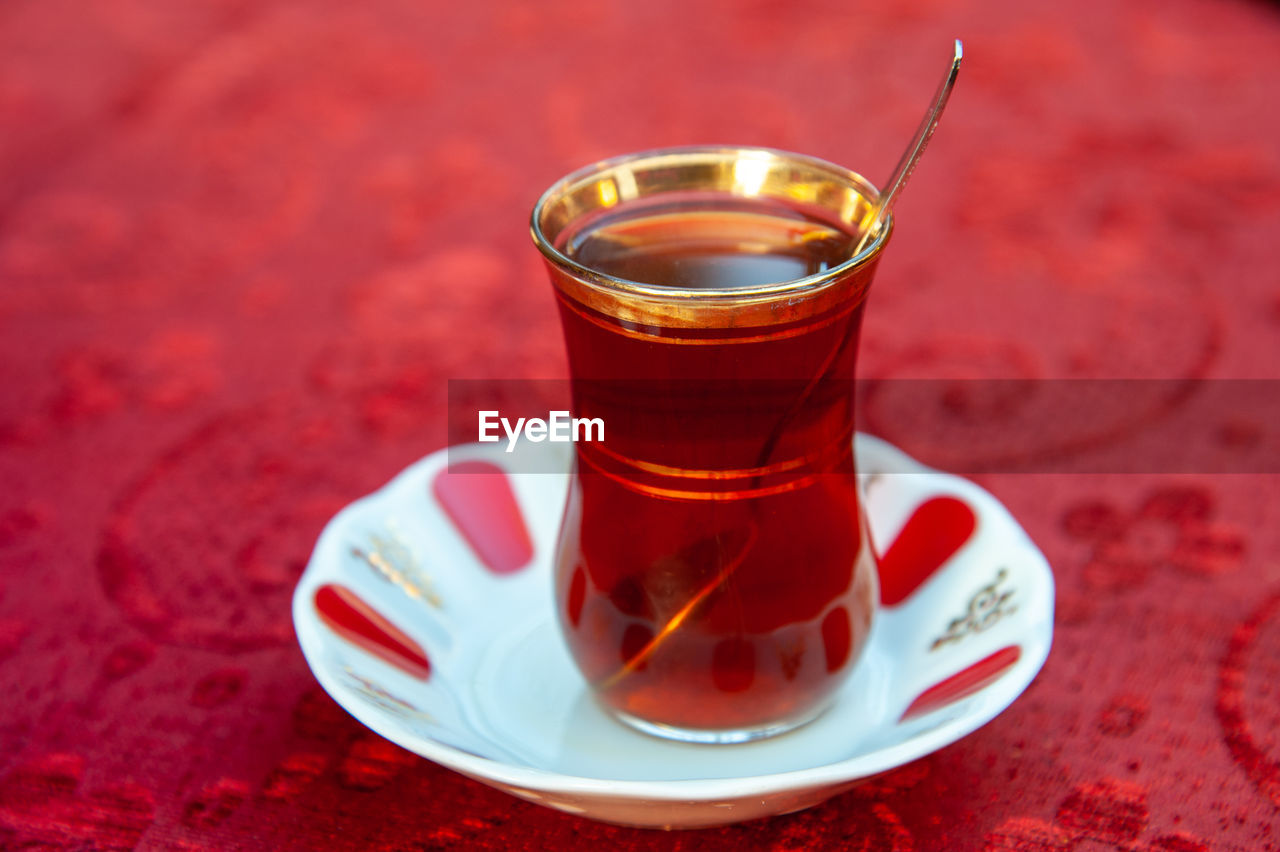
854,39,963,254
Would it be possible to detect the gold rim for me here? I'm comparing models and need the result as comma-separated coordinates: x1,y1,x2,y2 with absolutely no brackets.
529,145,892,303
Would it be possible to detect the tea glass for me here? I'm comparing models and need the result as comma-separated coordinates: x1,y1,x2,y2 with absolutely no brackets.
531,147,891,743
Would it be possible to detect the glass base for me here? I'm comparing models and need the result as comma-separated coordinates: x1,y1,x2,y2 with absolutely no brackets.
607,700,834,745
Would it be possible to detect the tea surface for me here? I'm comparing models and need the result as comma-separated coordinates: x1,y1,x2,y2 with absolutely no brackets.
564,202,853,290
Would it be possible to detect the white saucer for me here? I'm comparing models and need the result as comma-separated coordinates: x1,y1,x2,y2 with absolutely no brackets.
293,434,1053,829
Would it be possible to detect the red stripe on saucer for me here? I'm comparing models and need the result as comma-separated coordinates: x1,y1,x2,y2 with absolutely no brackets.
314,584,431,680
878,496,977,606
900,645,1021,721
432,461,534,574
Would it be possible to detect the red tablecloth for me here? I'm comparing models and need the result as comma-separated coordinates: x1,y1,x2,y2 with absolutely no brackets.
2,0,1279,848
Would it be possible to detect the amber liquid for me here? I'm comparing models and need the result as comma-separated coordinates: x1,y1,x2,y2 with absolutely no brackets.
550,198,878,736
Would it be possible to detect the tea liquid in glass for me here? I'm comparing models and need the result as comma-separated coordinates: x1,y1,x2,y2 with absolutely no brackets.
547,193,879,740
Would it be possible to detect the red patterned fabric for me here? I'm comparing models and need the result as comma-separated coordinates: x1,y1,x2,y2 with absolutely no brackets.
2,0,1279,848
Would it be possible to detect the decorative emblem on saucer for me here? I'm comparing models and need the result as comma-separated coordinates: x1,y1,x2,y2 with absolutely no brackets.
931,567,1017,650
351,527,442,608
339,667,434,722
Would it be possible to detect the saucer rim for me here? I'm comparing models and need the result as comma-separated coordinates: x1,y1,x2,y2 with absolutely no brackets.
292,433,1054,802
